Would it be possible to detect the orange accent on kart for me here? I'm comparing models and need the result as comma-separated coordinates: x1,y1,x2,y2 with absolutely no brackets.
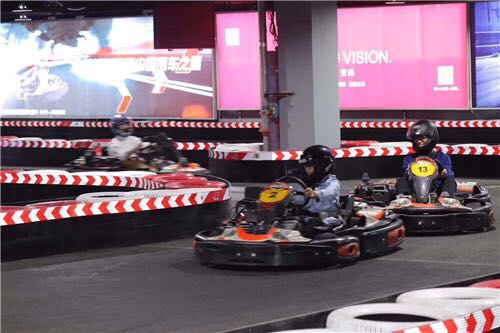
387,225,405,247
236,227,279,241
337,242,360,257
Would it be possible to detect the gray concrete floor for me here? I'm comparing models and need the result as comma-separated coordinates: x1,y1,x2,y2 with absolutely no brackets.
2,178,500,333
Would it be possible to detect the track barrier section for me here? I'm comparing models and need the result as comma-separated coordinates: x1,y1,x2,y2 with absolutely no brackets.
0,187,230,226
1,120,498,129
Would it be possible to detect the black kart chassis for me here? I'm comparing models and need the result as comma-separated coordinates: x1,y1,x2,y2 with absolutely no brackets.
392,200,493,233
193,218,404,267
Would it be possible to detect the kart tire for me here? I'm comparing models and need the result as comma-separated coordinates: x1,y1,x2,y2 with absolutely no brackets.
470,280,500,289
326,303,458,332
396,288,500,314
26,200,81,208
76,192,145,203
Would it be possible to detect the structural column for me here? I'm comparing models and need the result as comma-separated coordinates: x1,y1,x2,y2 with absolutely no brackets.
276,1,340,150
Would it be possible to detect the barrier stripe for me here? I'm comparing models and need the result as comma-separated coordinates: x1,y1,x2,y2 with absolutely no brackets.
341,120,500,129
1,139,221,151
0,188,230,226
0,173,164,190
394,305,500,333
2,120,499,129
0,120,260,129
209,144,500,161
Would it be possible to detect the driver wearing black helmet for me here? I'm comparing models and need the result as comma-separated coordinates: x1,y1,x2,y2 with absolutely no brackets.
397,120,456,197
293,145,340,214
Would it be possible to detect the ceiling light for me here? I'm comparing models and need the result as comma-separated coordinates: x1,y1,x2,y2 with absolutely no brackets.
12,3,32,13
385,1,405,4
14,14,31,22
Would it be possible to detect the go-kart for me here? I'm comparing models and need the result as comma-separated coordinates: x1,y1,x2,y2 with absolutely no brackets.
354,157,494,233
194,176,405,268
66,136,208,175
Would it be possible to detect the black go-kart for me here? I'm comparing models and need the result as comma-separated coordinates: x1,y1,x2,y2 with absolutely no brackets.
194,176,405,268
66,134,208,175
354,156,494,234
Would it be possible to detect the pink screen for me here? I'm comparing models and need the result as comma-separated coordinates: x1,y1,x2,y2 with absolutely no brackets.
338,4,468,109
216,12,262,110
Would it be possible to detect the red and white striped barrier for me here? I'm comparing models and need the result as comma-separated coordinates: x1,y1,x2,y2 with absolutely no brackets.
1,139,73,148
0,120,260,129
341,120,500,129
0,172,164,190
2,119,499,129
394,305,500,333
0,188,230,226
209,144,500,161
0,138,221,151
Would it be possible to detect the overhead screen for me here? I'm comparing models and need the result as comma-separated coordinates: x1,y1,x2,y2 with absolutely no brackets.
338,3,468,110
473,0,500,108
216,12,262,110
0,17,215,119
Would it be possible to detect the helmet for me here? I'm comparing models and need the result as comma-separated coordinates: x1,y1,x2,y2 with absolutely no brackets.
406,120,439,155
299,145,335,185
111,116,133,137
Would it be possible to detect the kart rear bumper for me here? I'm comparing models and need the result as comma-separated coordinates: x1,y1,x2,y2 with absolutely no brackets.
193,232,360,267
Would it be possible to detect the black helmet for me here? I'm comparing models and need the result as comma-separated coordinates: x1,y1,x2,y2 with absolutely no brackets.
299,145,335,185
111,115,133,137
406,120,439,155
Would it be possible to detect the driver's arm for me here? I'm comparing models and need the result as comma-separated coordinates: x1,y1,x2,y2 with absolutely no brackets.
305,178,340,213
402,156,413,175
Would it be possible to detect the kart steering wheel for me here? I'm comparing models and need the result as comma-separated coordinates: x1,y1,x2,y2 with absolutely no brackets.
276,175,310,207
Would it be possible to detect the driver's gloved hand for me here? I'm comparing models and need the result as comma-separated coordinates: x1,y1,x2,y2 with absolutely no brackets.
437,169,448,180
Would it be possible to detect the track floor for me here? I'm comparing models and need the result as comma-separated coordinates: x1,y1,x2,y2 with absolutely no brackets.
2,179,500,333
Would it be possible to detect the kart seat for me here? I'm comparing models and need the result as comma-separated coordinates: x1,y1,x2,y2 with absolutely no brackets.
244,186,265,200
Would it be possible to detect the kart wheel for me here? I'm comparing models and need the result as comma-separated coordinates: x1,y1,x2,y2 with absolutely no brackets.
470,279,500,289
396,287,500,314
326,303,458,332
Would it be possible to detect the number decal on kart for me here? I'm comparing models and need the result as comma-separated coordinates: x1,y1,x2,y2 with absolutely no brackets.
259,188,289,203
410,160,436,177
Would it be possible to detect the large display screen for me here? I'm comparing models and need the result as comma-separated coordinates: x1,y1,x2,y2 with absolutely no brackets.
216,12,262,110
0,17,215,119
338,3,468,109
474,0,500,108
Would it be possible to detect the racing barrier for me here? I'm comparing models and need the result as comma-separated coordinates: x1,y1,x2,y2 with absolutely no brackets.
1,119,498,129
0,170,164,190
209,144,500,161
0,187,230,226
0,138,220,151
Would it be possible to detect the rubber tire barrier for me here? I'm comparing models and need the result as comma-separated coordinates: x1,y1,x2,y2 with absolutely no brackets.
145,173,195,181
26,200,81,209
18,169,70,176
326,303,458,332
470,280,500,289
76,192,145,203
163,179,227,189
130,188,221,198
396,287,500,314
